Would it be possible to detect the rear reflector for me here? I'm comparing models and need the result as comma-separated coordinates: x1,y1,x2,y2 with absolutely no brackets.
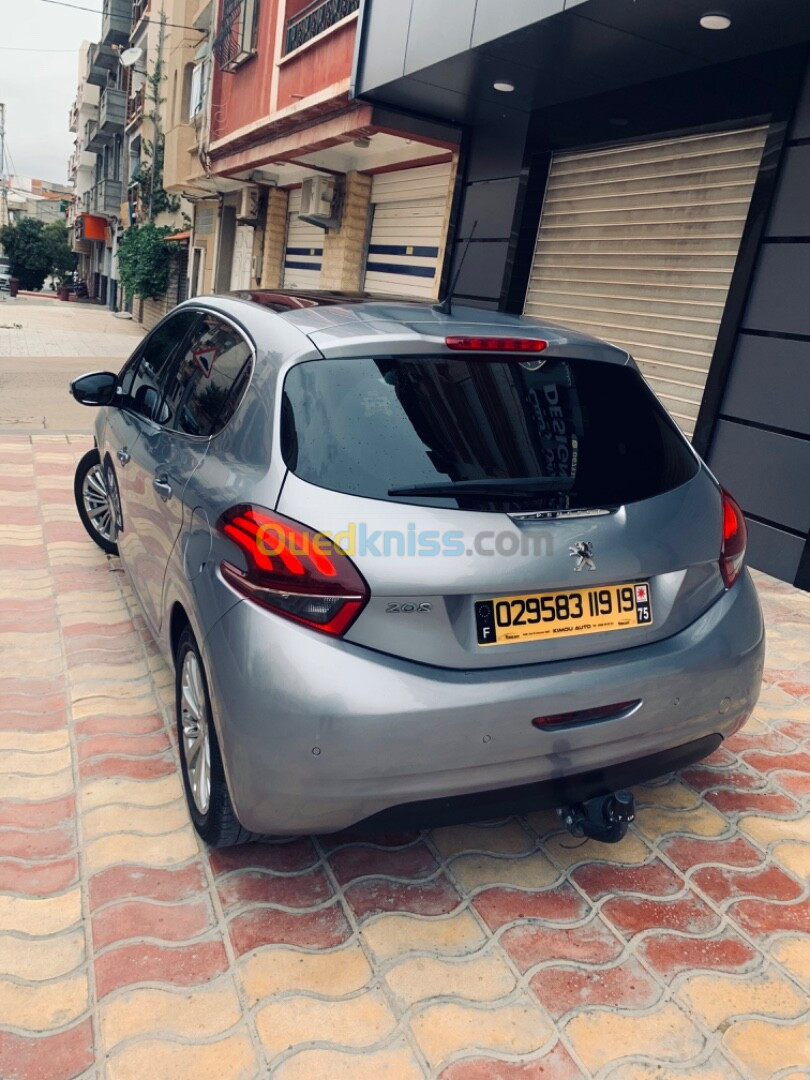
445,336,548,352
217,505,369,636
532,700,641,730
720,489,747,589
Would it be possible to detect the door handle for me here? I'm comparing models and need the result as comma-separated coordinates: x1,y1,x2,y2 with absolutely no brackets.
116,447,131,466
152,476,172,501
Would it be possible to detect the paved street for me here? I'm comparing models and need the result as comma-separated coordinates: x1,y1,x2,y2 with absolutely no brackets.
0,425,808,1079
0,296,143,434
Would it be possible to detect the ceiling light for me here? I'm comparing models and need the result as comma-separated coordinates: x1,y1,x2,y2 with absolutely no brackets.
700,12,731,30
493,80,515,93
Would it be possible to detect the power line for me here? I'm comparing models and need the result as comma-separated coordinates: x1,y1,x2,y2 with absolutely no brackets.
37,0,206,30
0,46,78,52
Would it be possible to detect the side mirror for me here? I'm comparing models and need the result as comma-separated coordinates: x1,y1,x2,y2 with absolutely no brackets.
70,371,118,407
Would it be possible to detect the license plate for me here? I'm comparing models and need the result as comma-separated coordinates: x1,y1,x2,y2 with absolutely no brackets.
475,582,652,646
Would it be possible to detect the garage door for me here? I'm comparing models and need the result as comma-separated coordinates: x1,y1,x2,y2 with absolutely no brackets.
364,162,452,299
525,128,767,437
283,188,323,289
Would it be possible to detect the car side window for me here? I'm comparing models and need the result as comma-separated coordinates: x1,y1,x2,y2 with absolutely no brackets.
121,311,199,422
161,314,252,438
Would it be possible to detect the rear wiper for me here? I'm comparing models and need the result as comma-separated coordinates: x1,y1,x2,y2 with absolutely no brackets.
388,476,574,498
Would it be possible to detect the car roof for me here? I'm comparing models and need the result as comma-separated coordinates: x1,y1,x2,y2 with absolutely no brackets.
223,289,629,363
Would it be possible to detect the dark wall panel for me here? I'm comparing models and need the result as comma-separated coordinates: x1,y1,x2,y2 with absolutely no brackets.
711,421,810,535
471,0,563,48
745,519,806,582
451,241,510,300
764,145,810,237
742,244,810,337
404,0,475,74
721,334,810,436
458,178,522,240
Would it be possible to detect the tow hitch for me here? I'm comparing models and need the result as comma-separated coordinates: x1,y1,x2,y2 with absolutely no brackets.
557,789,635,844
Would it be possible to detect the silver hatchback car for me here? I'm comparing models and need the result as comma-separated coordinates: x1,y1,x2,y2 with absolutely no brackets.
71,293,764,847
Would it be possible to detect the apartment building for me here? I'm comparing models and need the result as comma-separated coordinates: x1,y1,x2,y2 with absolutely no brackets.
164,0,460,300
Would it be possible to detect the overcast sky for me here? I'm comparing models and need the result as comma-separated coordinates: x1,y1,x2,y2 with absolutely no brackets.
0,0,102,184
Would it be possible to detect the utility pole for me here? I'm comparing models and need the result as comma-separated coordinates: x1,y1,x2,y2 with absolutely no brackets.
0,103,8,229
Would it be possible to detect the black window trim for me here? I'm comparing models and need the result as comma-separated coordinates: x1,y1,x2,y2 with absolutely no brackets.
116,308,201,426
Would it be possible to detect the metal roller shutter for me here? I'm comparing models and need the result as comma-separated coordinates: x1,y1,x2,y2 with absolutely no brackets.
364,162,452,299
525,127,767,437
283,188,323,288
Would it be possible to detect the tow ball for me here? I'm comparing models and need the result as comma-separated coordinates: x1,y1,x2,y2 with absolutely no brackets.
557,789,635,844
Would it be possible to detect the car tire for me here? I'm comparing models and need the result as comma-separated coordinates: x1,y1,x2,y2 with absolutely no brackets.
175,626,252,848
74,448,119,556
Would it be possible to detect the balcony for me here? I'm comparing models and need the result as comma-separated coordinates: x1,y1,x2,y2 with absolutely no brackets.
99,87,127,134
284,0,359,54
126,85,146,127
92,178,123,216
69,101,79,133
87,41,119,86
86,118,105,153
101,0,130,46
131,0,149,29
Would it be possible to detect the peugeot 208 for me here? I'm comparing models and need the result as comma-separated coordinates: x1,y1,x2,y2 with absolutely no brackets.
71,294,764,846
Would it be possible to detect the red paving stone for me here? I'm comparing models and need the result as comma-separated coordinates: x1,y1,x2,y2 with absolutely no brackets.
89,863,208,909
228,903,352,954
440,1042,582,1080
0,1019,94,1080
473,884,588,930
638,928,761,977
91,898,214,948
500,917,625,972
530,957,662,1020
94,939,230,996
217,866,333,909
601,894,721,938
344,873,463,919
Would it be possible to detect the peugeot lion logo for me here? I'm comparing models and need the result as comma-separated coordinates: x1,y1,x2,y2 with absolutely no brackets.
569,540,596,572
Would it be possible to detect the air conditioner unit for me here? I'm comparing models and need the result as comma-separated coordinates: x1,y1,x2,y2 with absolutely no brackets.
236,184,260,225
298,175,341,230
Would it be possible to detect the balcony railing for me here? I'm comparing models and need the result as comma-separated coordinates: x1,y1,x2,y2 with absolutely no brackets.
87,41,119,86
101,0,130,46
92,178,124,216
126,85,146,126
131,0,149,28
99,87,127,134
284,0,359,54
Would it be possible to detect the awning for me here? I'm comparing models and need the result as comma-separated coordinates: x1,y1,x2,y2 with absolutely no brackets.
165,230,191,242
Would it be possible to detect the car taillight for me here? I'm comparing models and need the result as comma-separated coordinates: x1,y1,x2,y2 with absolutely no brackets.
720,489,747,588
216,505,369,636
445,336,548,352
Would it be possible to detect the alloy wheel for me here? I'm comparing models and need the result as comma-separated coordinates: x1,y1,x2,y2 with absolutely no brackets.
180,649,211,814
81,464,115,544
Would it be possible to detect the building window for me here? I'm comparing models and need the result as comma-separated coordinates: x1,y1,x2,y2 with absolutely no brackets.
214,0,259,71
189,61,207,120
284,0,359,55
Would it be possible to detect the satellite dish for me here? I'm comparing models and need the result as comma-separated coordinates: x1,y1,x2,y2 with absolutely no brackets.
119,46,144,69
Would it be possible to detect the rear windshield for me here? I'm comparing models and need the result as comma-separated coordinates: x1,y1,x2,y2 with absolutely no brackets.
280,355,698,512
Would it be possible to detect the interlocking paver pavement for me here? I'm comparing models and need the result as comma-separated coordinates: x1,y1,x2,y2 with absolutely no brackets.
0,432,808,1079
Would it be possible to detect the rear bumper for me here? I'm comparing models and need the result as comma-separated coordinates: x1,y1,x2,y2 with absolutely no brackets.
203,570,764,834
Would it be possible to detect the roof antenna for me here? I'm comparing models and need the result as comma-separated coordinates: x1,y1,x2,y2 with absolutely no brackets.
434,219,477,316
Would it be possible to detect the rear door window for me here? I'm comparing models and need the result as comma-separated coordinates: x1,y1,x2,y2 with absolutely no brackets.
162,313,253,438
281,355,698,512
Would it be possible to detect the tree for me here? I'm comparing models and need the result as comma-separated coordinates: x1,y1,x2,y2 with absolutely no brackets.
0,218,53,290
42,221,77,285
116,221,174,302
